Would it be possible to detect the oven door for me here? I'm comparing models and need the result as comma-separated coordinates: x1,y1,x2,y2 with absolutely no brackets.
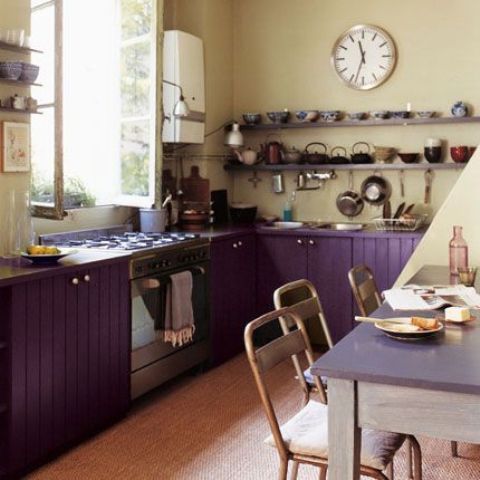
131,261,209,372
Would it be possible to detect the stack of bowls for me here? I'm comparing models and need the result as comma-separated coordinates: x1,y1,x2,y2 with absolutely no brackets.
0,61,22,80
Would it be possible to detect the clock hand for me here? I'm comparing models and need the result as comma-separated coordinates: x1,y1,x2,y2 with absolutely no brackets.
354,58,363,84
358,41,366,64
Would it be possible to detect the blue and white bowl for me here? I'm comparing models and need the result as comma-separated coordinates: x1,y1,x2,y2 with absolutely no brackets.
242,113,262,125
416,111,436,118
295,110,320,122
19,63,40,83
391,111,410,119
267,110,290,124
451,101,468,117
370,110,390,119
319,110,341,122
0,62,22,80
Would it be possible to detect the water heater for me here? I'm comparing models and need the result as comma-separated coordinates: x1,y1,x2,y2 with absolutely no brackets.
163,30,205,144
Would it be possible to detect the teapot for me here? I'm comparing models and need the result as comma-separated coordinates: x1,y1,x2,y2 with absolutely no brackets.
260,136,284,165
234,147,258,166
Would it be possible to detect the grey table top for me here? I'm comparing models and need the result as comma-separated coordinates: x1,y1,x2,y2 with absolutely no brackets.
311,265,480,394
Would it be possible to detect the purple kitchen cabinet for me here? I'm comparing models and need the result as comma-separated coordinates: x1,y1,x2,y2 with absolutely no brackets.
307,236,353,343
210,233,256,365
0,260,130,479
352,235,420,297
256,235,309,315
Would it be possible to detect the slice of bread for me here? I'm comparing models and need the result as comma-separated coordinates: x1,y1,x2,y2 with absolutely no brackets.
411,316,439,330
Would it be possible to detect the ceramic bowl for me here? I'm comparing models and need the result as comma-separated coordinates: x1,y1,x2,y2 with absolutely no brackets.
295,110,320,122
348,112,367,121
267,110,290,124
416,111,436,118
319,110,341,122
0,61,22,80
19,62,39,83
374,146,396,163
398,153,419,164
370,110,390,119
391,111,410,119
451,101,469,117
242,113,262,125
450,146,472,163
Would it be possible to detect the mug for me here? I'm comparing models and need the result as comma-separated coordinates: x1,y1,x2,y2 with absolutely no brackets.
424,138,443,163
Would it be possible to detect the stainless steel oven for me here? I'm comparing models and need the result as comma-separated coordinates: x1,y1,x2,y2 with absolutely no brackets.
130,241,210,399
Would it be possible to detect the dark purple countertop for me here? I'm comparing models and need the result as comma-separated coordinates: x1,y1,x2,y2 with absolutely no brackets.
311,265,480,394
0,250,130,288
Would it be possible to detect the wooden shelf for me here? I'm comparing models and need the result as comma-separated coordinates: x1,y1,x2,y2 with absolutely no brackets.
224,162,466,172
0,78,41,87
0,40,42,55
0,106,41,115
240,115,480,131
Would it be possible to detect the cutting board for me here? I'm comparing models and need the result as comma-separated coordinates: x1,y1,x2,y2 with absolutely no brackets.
181,166,210,203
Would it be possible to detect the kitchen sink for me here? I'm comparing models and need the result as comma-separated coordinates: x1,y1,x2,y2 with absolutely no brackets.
309,222,365,231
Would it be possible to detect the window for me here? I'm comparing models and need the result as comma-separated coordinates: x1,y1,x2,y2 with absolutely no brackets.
31,0,157,219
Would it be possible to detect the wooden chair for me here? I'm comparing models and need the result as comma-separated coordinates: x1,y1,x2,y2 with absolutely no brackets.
273,279,332,395
244,307,423,480
348,264,382,316
349,264,458,461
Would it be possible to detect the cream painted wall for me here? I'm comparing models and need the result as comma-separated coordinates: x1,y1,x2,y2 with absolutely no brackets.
232,0,480,221
163,0,234,194
0,0,31,228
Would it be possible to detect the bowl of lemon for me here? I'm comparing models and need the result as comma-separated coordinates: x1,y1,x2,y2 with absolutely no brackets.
21,245,75,265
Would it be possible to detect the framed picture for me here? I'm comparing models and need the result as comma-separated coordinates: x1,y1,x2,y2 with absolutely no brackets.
1,122,30,173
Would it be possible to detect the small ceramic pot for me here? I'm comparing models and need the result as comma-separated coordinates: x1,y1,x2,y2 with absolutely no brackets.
451,101,469,117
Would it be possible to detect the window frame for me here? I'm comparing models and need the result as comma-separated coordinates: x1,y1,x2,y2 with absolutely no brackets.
31,0,163,220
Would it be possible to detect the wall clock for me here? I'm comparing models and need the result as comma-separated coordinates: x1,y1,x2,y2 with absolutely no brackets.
331,24,397,90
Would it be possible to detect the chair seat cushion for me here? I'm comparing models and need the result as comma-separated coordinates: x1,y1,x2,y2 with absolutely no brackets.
265,400,405,471
303,367,327,387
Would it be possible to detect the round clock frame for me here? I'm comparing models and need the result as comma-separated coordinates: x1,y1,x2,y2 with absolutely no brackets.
331,24,397,91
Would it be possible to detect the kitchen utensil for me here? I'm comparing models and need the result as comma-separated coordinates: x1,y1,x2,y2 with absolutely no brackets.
405,203,415,214
319,110,341,122
424,170,433,204
139,208,167,232
424,138,443,163
181,165,210,203
370,110,390,119
336,171,364,217
451,101,469,117
272,172,285,193
383,200,392,219
361,175,392,205
329,146,350,164
302,142,329,164
398,153,419,164
416,111,436,118
280,146,302,164
21,249,77,265
391,111,410,119
295,110,320,122
399,170,405,197
458,267,478,287
161,194,172,208
374,146,396,163
375,320,443,341
234,147,259,165
450,146,471,163
229,203,257,224
242,113,262,125
266,110,290,124
351,142,373,164
393,202,406,219
261,135,284,165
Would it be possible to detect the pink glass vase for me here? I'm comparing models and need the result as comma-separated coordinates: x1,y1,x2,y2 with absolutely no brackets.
449,225,468,275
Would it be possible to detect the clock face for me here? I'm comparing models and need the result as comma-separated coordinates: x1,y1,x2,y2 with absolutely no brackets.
332,25,397,90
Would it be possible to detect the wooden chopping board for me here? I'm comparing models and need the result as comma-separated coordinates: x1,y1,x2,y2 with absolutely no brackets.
181,166,210,203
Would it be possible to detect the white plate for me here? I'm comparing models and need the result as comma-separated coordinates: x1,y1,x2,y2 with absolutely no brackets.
375,317,444,340
20,249,77,265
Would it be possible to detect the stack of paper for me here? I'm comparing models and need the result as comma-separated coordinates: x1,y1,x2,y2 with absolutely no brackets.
383,285,480,311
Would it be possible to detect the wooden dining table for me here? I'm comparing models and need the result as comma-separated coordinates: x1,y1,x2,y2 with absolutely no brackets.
311,265,480,480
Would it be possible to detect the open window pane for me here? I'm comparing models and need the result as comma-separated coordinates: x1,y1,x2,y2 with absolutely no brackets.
121,0,153,41
31,107,55,206
121,119,150,197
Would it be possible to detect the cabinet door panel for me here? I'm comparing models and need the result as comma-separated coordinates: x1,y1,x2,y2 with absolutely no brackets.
256,235,308,316
308,237,353,343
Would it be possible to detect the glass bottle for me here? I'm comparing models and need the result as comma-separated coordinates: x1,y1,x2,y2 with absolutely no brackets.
449,225,468,275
